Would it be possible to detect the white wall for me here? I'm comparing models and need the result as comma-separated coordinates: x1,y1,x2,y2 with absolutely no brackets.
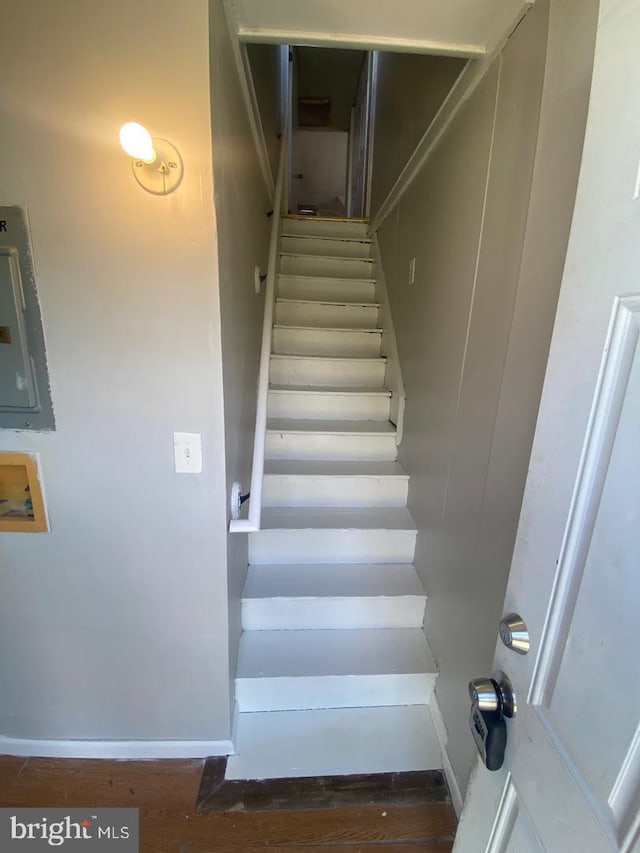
296,48,366,132
373,0,598,792
246,43,284,180
209,1,274,725
0,0,231,744
370,52,465,211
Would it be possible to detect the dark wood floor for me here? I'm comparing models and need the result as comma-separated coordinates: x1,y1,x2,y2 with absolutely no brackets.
0,756,457,852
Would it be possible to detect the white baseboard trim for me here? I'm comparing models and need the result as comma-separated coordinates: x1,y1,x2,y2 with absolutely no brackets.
0,738,234,760
441,743,464,818
429,695,464,817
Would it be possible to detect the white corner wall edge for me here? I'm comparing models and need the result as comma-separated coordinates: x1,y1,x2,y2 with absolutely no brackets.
429,694,464,817
229,129,288,535
0,738,234,760
222,0,275,198
371,236,406,444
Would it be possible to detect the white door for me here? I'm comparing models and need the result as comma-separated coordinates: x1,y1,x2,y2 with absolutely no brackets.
455,1,640,850
292,129,349,214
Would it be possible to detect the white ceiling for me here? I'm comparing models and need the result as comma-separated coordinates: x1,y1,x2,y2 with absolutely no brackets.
225,0,534,58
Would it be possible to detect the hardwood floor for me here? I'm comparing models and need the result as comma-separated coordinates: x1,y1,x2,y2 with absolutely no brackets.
0,757,457,852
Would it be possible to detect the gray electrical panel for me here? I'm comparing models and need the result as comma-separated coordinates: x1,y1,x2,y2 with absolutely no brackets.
0,206,54,430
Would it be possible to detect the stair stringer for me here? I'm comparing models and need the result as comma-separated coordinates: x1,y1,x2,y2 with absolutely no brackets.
371,234,407,444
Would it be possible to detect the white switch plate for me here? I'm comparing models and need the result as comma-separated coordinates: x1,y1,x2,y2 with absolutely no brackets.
173,432,202,474
408,257,416,284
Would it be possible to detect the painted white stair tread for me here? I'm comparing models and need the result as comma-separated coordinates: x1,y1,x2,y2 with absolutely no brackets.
278,273,376,285
265,418,398,460
259,507,415,531
237,628,435,678
281,235,372,247
262,461,409,508
281,236,373,259
280,255,376,280
275,302,380,331
270,354,386,363
243,562,425,599
273,324,382,333
242,570,425,629
269,355,387,387
263,460,407,476
277,298,380,309
272,327,383,358
269,385,390,396
281,215,369,239
277,276,377,303
225,705,441,780
266,419,396,435
280,253,375,264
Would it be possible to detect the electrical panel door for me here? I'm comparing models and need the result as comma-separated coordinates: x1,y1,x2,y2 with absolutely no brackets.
0,247,38,411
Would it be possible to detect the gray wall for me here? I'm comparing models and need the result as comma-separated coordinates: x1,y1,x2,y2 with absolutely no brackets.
296,47,365,131
371,52,465,213
374,0,597,791
209,1,273,724
246,43,283,180
0,0,232,742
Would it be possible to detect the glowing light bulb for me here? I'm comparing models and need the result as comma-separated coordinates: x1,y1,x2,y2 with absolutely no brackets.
119,122,155,163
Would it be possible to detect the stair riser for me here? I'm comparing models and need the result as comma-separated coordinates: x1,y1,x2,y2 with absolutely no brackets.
280,255,375,279
275,301,379,329
262,474,409,507
282,219,369,239
273,327,382,357
236,673,436,712
242,596,426,630
281,235,372,259
278,276,376,303
265,431,397,462
270,357,385,388
267,392,390,421
225,705,441,780
248,529,417,564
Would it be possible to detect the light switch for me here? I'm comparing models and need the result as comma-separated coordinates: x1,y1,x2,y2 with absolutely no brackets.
173,432,202,474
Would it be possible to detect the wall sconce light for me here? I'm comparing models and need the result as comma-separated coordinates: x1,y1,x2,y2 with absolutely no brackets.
119,122,183,195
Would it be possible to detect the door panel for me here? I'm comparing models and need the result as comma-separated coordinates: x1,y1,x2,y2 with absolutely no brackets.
488,780,544,852
455,1,640,850
525,296,640,847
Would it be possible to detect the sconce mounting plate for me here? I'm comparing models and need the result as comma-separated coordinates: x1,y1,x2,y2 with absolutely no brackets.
132,138,183,195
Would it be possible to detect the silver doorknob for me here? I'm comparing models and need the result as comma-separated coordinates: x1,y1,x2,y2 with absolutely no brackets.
469,677,500,712
469,672,517,718
499,613,530,655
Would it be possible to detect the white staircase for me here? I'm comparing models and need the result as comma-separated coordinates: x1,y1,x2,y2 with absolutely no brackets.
228,216,440,781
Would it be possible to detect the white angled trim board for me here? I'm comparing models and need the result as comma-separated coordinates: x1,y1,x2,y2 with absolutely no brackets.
369,3,534,234
222,1,274,197
236,27,487,58
429,694,464,816
0,737,234,759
